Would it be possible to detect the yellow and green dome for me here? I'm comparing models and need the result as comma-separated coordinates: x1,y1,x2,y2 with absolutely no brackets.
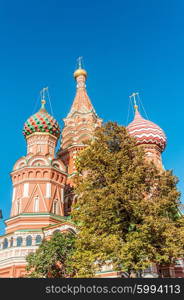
23,100,61,139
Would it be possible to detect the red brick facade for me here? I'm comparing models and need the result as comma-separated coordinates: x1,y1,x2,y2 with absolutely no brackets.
0,66,182,278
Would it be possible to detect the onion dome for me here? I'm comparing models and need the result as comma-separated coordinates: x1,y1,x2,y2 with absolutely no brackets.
74,68,87,79
23,99,61,139
127,108,166,152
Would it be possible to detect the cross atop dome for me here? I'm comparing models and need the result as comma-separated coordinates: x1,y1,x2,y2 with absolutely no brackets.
129,92,139,111
74,57,87,79
40,87,48,111
77,56,83,69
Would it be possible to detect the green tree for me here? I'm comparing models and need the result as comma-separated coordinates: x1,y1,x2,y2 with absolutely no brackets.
26,232,76,278
71,122,184,277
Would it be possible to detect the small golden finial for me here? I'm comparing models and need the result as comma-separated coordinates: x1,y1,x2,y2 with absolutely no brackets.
40,87,48,108
74,56,87,79
129,92,139,111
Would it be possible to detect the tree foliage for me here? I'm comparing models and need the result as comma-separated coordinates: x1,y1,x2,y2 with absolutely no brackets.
26,232,76,278
71,122,184,277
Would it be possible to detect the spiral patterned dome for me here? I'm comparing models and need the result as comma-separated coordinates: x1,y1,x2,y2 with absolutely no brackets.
127,109,166,152
23,100,61,139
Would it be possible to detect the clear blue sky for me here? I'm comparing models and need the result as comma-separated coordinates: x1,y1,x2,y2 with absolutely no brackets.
0,0,184,233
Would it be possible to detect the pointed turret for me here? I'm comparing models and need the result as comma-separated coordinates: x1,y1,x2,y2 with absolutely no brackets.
60,58,102,150
58,58,102,176
67,58,96,117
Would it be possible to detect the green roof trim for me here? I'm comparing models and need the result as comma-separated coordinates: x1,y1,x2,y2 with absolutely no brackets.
5,213,71,222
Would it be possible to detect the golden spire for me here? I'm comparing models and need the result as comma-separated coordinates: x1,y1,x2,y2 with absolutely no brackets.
73,56,87,79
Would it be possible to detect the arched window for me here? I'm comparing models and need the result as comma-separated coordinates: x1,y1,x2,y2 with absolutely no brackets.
26,235,32,246
16,236,23,247
53,200,58,215
35,235,42,245
3,238,8,249
34,196,39,212
10,237,14,247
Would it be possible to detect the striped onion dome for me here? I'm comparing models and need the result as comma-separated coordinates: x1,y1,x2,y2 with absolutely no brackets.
23,100,61,139
127,109,166,152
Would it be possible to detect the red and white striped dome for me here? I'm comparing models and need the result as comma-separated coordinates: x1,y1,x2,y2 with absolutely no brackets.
127,109,166,152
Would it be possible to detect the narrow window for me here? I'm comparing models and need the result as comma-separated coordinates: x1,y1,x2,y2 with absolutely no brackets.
26,235,32,246
46,183,51,198
10,237,14,247
34,196,39,212
23,183,29,197
17,237,23,247
35,235,42,245
53,201,58,214
3,238,8,249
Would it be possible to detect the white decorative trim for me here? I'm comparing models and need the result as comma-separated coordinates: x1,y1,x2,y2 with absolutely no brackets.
44,224,77,237
28,158,48,167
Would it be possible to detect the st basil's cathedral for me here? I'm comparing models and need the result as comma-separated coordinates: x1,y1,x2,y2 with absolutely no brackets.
0,61,183,278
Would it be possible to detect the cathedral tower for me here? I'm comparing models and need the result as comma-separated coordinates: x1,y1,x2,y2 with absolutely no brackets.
58,59,102,178
6,96,68,234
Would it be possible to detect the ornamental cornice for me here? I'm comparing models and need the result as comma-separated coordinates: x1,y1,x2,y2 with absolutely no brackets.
12,178,66,188
11,166,68,176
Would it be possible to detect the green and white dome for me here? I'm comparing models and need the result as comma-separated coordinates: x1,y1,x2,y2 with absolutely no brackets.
23,100,61,139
